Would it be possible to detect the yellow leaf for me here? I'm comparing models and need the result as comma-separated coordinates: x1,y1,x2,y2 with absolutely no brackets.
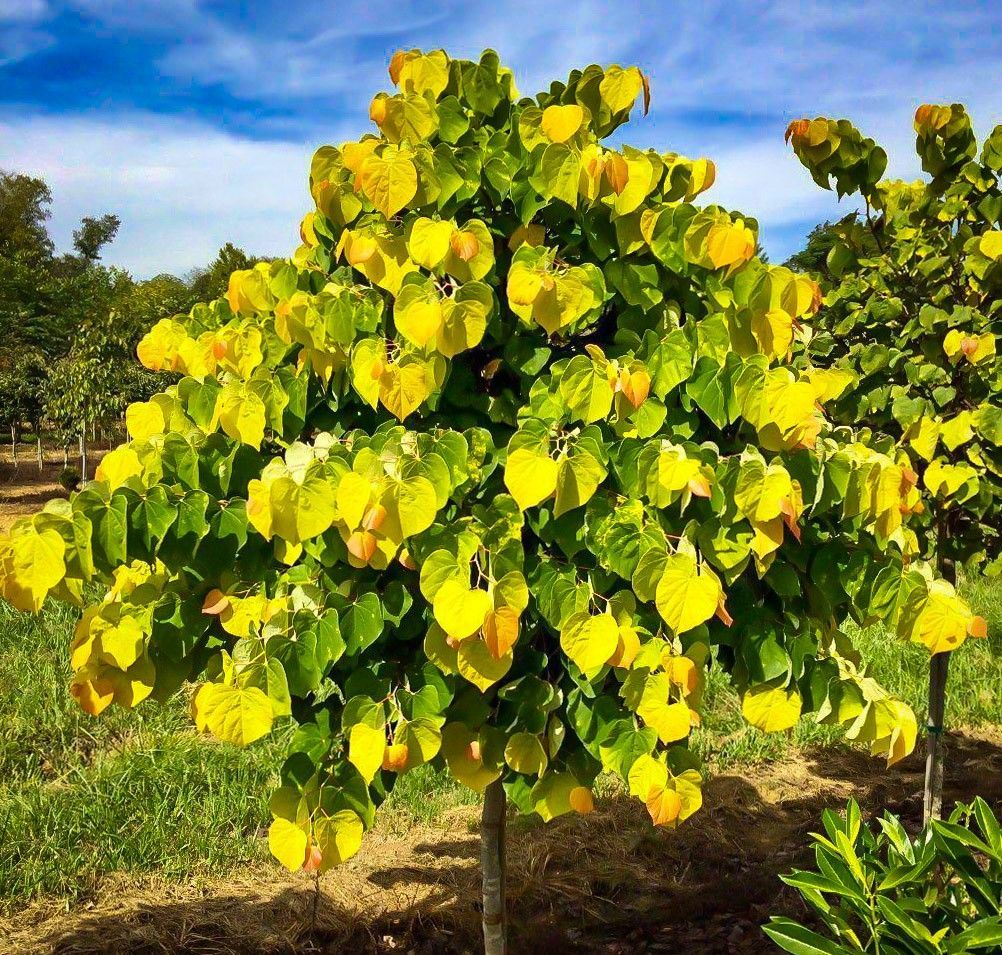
540,104,585,143
0,526,66,612
433,579,492,640
741,684,802,732
751,309,794,361
360,146,418,219
407,217,454,270
908,416,940,462
655,554,720,635
379,361,430,421
95,446,144,491
269,817,309,871
910,579,975,654
560,611,619,676
312,810,364,871
638,695,692,744
441,723,501,792
213,383,267,449
706,219,755,271
457,636,513,690
598,65,644,114
335,471,373,531
125,400,167,441
396,297,443,348
348,721,386,783
940,412,974,451
504,447,558,510
192,681,274,746
979,231,1002,260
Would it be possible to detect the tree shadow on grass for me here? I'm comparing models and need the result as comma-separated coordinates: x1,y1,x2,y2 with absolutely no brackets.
16,731,1002,955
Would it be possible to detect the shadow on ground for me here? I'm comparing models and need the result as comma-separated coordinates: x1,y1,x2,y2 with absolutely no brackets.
8,730,1002,955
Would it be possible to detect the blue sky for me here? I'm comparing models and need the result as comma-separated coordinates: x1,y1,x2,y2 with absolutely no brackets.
2,0,1002,276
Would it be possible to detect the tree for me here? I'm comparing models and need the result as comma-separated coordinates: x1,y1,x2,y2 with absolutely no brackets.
0,51,983,954
72,214,121,264
785,107,1002,823
0,170,54,261
0,354,47,469
188,243,265,303
784,219,861,276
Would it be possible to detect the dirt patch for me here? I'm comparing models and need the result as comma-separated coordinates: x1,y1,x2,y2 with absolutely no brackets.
4,729,1002,955
0,450,107,532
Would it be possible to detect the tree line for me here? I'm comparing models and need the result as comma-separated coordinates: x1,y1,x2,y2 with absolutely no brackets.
0,169,263,478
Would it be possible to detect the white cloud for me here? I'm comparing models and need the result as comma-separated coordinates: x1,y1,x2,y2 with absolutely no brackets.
0,0,47,22
0,112,358,277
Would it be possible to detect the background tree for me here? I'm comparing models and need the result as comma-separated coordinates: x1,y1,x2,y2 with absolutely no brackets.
187,243,265,302
72,214,121,265
786,106,1002,822
784,218,868,277
0,51,983,955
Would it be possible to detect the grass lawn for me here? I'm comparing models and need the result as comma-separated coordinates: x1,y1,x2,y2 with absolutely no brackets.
2,578,1001,912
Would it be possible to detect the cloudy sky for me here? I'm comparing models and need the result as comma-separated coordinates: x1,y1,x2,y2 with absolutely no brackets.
2,0,1001,277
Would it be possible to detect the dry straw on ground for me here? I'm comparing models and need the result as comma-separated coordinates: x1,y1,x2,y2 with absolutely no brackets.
5,730,1002,955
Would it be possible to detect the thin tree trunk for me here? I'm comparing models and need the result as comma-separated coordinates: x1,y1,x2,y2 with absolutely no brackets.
79,427,88,482
481,779,508,955
63,444,68,469
10,424,16,469
924,515,956,825
37,434,43,471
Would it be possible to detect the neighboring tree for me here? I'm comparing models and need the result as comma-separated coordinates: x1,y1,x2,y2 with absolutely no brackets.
784,219,857,276
0,356,45,468
72,214,121,264
0,170,54,261
188,243,265,302
786,107,1002,823
0,51,982,954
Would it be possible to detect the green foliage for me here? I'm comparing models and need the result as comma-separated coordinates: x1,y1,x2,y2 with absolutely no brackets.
0,49,972,878
787,107,1002,573
764,797,1002,954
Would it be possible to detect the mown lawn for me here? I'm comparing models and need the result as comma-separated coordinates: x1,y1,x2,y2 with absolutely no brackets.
2,578,1001,911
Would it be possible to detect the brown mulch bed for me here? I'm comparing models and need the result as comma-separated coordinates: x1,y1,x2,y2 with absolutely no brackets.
4,729,1002,955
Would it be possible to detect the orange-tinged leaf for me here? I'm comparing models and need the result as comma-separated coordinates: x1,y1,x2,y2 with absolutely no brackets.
646,786,682,826
202,589,230,616
450,229,480,262
483,607,519,659
347,530,378,562
569,786,595,814
969,615,988,639
382,742,408,772
620,368,650,409
604,153,630,194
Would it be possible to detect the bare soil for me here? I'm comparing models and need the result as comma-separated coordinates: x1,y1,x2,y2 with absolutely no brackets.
4,729,1002,955
0,449,107,533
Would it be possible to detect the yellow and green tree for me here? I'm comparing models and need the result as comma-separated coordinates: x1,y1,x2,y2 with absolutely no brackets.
786,105,1002,822
0,51,983,953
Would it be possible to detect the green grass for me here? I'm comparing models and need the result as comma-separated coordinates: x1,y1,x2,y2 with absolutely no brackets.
1,578,1001,911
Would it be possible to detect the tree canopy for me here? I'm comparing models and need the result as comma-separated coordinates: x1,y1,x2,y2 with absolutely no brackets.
786,108,1002,573
0,50,983,877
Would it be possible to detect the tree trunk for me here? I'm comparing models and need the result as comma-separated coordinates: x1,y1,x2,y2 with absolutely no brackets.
924,515,956,825
79,427,88,482
481,779,508,955
37,434,43,471
10,424,16,469
63,445,68,469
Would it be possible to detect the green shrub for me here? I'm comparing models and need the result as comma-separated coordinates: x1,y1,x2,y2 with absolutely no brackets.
57,466,80,492
764,798,1002,954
